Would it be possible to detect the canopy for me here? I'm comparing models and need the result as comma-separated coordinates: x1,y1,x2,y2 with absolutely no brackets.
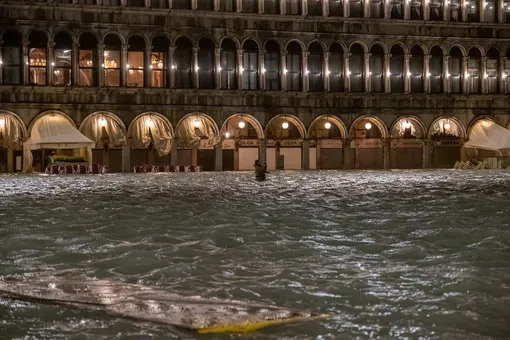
130,115,173,156
80,114,126,149
177,115,220,148
0,114,23,149
464,121,510,151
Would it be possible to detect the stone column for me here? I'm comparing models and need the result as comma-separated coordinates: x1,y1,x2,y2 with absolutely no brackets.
424,54,431,93
259,0,264,13
498,0,504,23
384,0,391,18
481,56,487,93
423,139,434,168
215,143,223,171
443,55,449,93
145,0,150,7
302,0,308,15
462,56,469,94
280,0,286,14
193,47,199,88
404,0,410,19
48,41,55,86
72,42,79,86
423,0,429,20
121,44,128,87
237,0,243,12
214,0,220,10
344,52,351,92
281,50,287,91
364,52,371,92
22,40,29,85
302,51,309,92
215,47,221,89
404,53,411,93
323,0,329,16
364,0,370,17
302,139,310,170
383,139,391,169
168,46,175,88
384,53,391,92
344,0,349,16
324,52,330,91
461,0,467,21
443,0,449,21
237,48,244,89
259,49,265,90
192,0,197,10
145,45,152,88
480,0,485,21
7,148,14,173
122,140,131,173
171,141,178,166
500,56,507,93
259,139,266,163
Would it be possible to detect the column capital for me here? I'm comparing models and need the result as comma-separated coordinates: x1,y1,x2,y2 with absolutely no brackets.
259,49,266,56
22,40,30,48
324,52,331,59
500,56,507,62
385,53,392,59
405,54,412,61
47,41,56,48
364,52,372,60
281,50,288,57
424,54,431,60
481,56,488,63
345,52,352,58
443,55,450,62
215,47,222,56
193,47,200,55
302,51,310,58
73,42,80,49
169,46,176,53
121,44,129,52
237,49,244,57
463,56,469,63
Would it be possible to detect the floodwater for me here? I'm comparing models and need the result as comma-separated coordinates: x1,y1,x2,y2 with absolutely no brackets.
0,170,509,339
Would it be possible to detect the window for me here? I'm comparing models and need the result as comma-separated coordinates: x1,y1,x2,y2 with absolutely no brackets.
242,41,258,90
349,45,364,92
410,47,424,93
77,0,96,4
102,0,121,5
286,43,302,91
371,0,383,18
28,31,48,86
329,44,344,92
330,0,343,16
127,36,145,88
151,0,169,7
151,36,169,88
308,43,323,92
410,0,422,19
370,46,384,93
198,39,215,89
264,42,280,90
175,38,192,88
486,58,498,94
220,0,237,11
467,49,481,94
53,32,73,86
78,33,97,86
103,34,122,87
390,0,403,19
429,47,443,93
449,48,463,93
264,0,280,13
308,0,323,15
349,0,363,17
506,0,510,22
285,0,301,14
127,0,145,6
1,30,22,85
429,0,442,20
390,46,404,93
450,0,460,21
467,0,479,22
197,0,214,10
173,0,191,9
220,40,237,90
505,56,510,92
243,0,258,12
485,0,497,22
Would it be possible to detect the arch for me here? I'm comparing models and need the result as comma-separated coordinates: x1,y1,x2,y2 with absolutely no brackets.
80,111,127,135
77,30,101,44
0,27,24,41
149,34,171,46
389,43,406,55
427,116,466,139
0,110,28,137
389,116,426,139
241,37,261,50
53,29,76,44
126,32,150,46
175,113,220,136
429,44,446,55
349,41,368,53
264,114,307,139
264,38,284,51
467,45,485,56
369,42,388,54
308,41,325,53
220,114,265,139
410,43,427,55
307,115,348,139
306,39,327,52
220,37,237,49
242,39,259,51
349,115,389,139
219,36,241,49
466,115,501,137
486,47,501,58
127,112,174,137
284,39,306,51
448,44,467,56
370,43,385,54
173,34,195,46
101,31,126,45
196,35,217,48
329,42,346,53
26,28,51,43
28,110,77,136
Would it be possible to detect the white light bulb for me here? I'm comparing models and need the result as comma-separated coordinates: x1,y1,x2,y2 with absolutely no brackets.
193,120,201,128
98,118,107,127
324,122,332,129
238,121,246,129
146,119,155,127
262,68,266,73
365,122,372,130
126,64,130,69
404,121,412,129
444,122,451,130
225,132,230,138
0,118,5,128
282,122,289,129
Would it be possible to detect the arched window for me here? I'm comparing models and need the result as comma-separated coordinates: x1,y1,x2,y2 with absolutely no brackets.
286,42,302,91
78,33,97,87
28,31,48,86
264,0,280,13
349,44,364,92
286,0,302,14
410,0,422,19
429,46,443,93
329,43,344,92
265,41,280,90
485,0,497,22
330,0,344,16
220,0,237,11
126,0,144,6
173,0,191,9
467,48,481,94
308,43,324,92
197,0,214,10
449,47,463,93
505,0,510,22
175,37,193,88
220,39,237,90
429,0,442,20
1,30,22,85
450,0,460,21
243,0,258,12
127,36,145,88
410,46,424,93
151,0,169,8
467,0,479,22
103,34,122,87
53,31,72,86
371,0,384,17
198,38,215,89
486,48,499,94
350,0,363,16
391,0,403,18
370,45,384,93
151,36,169,88
390,45,404,93
308,0,323,15
242,40,258,90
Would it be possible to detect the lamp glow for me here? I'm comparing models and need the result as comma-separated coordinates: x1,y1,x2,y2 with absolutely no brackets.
193,120,201,128
146,119,155,128
282,121,289,129
98,118,107,127
365,122,372,130
225,132,230,138
404,121,412,129
238,121,246,129
0,118,5,128
324,122,332,129
444,122,451,130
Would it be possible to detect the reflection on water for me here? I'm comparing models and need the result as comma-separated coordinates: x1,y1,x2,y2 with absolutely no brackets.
0,170,509,339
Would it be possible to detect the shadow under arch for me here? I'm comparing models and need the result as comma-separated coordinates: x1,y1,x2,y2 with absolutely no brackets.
264,114,307,139
466,115,501,137
0,110,29,137
427,116,466,139
81,111,127,134
349,115,389,139
220,114,264,139
307,115,348,139
127,112,175,138
389,115,427,139
175,113,219,136
28,110,77,136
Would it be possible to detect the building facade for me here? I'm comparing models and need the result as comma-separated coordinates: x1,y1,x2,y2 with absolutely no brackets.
1,0,510,172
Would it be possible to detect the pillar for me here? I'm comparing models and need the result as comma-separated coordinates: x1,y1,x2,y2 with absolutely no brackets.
302,51,309,92
302,139,310,170
215,47,221,89
443,55,450,93
169,46,175,88
324,52,330,91
500,56,507,93
302,0,308,15
480,0,486,21
444,0,449,21
259,139,266,163
72,43,79,86
281,50,287,91
145,45,152,88
192,0,197,10
323,0,329,15
383,139,391,169
364,0,370,17
481,56,487,93
423,0,429,19
344,0,349,16
7,148,14,173
97,43,104,87
237,48,244,89
344,52,351,92
461,0,467,21
171,141,178,166
22,40,29,85
259,0,264,13
404,54,411,93
193,47,199,88
215,143,223,171
423,139,434,168
122,141,131,172
48,41,55,86
0,41,3,84
343,140,353,169
237,0,243,12
462,56,469,94
259,49,265,90
404,0,410,19
498,0,504,23
191,148,198,166
424,54,431,93
364,52,371,92
384,0,391,18
280,0,286,14
214,0,220,10
121,44,128,87
384,53,391,92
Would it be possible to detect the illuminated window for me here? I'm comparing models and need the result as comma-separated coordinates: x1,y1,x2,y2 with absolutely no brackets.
79,33,97,86
127,36,145,88
220,39,237,90
103,34,121,87
1,30,22,85
264,41,280,90
151,36,169,88
53,31,72,86
28,31,47,86
242,40,258,90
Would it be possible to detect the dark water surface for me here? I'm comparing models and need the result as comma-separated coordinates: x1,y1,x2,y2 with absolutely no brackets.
0,170,509,339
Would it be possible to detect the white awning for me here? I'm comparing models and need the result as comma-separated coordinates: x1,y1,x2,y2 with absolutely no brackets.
464,121,510,151
25,114,94,150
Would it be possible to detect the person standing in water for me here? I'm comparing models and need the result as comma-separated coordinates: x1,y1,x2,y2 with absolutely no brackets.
254,160,267,180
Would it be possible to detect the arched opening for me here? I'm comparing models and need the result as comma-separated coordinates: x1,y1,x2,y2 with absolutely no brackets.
129,113,174,169
220,39,237,90
449,47,463,93
430,117,463,168
371,0,384,17
350,0,363,17
463,119,507,164
197,0,214,10
391,0,404,19
308,116,345,169
370,44,384,93
28,30,48,86
410,0,423,19
467,47,481,94
410,46,424,93
349,44,365,92
103,34,122,87
390,45,405,93
390,117,424,169
80,112,126,172
329,43,344,92
173,0,191,9
450,0,460,21
308,0,323,15
330,0,344,16
151,36,169,88
198,38,215,89
242,40,258,90
0,112,25,173
220,114,262,171
175,37,193,89
264,41,281,90
485,0,497,22
429,0,443,20
264,0,280,13
53,31,73,86
243,0,259,12
308,42,324,92
286,42,302,91
486,48,499,94
1,30,23,85
127,36,145,88
78,33,98,86
429,46,443,93
175,114,220,171
220,0,237,11
286,0,302,14
265,115,305,170
350,117,385,169
467,0,480,22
